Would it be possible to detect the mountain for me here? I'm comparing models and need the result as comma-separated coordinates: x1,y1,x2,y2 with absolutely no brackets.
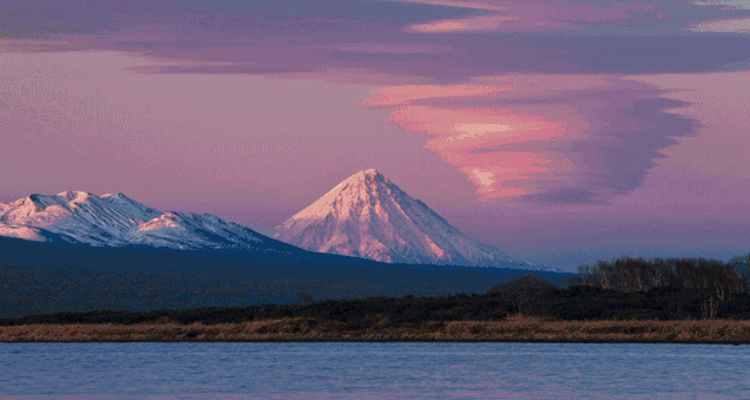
274,169,538,269
0,186,572,318
0,191,292,251
0,234,574,318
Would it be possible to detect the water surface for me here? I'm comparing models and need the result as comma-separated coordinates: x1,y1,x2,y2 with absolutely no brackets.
1,342,748,399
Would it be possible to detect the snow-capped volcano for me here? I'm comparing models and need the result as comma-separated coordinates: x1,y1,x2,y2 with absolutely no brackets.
0,191,283,251
274,169,536,269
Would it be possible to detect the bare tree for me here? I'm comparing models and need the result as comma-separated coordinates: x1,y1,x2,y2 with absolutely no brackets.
576,255,750,320
488,274,556,317
296,292,314,305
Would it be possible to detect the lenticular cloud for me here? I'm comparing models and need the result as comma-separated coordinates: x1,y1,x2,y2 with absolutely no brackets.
363,74,696,204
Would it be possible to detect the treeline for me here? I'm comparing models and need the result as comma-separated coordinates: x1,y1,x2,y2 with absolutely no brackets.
4,255,749,325
0,294,508,328
5,273,750,326
573,255,750,318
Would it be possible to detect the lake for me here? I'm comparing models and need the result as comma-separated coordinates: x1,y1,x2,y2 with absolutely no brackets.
1,342,748,399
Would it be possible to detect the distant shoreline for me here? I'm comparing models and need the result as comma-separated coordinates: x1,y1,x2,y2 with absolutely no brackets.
3,318,749,344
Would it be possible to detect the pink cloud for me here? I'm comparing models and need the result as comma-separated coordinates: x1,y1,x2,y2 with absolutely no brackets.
364,84,508,106
692,0,750,10
395,0,508,11
272,70,433,85
408,15,530,33
364,75,611,107
317,41,456,55
385,105,570,147
363,74,695,203
447,150,578,199
365,80,588,198
687,17,750,33
404,0,631,33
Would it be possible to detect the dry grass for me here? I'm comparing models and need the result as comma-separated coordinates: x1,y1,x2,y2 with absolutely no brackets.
3,317,750,343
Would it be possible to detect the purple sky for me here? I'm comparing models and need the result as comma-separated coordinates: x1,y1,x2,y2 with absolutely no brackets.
2,0,749,271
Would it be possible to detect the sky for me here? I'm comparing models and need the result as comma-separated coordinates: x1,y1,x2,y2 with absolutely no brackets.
1,0,749,271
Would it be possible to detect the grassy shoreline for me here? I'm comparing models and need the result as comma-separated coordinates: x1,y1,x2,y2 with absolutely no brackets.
3,317,750,344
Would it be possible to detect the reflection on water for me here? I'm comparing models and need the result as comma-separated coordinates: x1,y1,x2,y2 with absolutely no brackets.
1,342,749,399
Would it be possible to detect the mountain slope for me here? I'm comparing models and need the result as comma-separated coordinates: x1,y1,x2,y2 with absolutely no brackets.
0,191,291,251
274,169,537,269
0,234,573,318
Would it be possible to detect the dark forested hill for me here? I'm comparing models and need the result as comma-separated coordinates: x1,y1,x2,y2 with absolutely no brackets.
0,236,572,318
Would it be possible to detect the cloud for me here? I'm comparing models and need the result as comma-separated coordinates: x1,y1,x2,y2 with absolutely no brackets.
687,18,750,33
4,0,750,79
363,84,509,106
0,39,71,52
363,75,697,204
449,123,516,141
408,15,524,33
692,0,750,10
395,0,508,12
317,42,455,55
404,0,628,33
467,168,497,193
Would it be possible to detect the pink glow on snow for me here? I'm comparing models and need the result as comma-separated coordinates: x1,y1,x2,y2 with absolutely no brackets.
2,0,750,270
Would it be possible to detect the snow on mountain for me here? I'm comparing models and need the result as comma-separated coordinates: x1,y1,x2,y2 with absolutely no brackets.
100,192,162,222
0,191,281,251
126,211,268,250
0,224,51,242
274,169,538,269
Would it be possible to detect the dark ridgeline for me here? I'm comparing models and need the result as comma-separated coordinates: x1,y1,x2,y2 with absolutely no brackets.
4,256,750,327
5,268,750,327
0,236,572,319
4,234,748,323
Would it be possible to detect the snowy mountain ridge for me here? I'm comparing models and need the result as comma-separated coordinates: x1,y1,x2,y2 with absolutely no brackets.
0,191,276,250
274,169,538,269
1,178,544,270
